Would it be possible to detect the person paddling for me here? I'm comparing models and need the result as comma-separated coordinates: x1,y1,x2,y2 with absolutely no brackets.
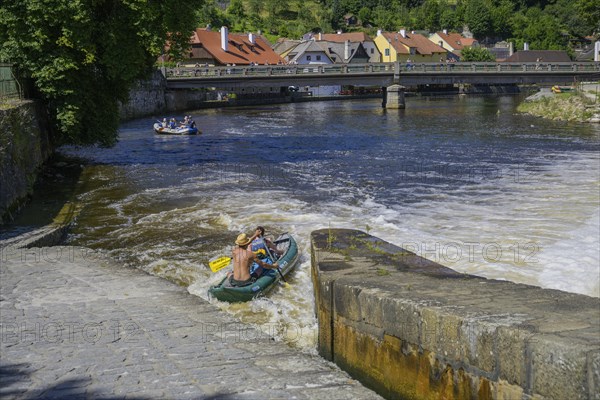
249,226,283,257
230,233,278,287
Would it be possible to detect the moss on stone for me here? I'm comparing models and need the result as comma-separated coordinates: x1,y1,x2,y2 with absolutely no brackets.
1,102,53,223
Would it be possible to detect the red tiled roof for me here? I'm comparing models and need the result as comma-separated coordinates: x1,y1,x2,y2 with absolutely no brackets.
320,32,373,43
189,28,285,65
382,31,446,55
461,38,477,47
434,31,477,50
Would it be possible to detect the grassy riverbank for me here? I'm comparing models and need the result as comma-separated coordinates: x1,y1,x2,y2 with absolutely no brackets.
518,86,599,123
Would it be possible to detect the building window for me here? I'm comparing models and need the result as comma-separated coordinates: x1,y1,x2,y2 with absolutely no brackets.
385,49,390,56
371,48,374,54
316,55,321,61
307,55,312,61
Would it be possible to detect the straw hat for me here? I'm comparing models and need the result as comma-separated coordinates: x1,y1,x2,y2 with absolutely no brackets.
235,233,251,246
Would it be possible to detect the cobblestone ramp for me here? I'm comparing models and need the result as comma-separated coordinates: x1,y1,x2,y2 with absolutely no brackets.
0,246,381,400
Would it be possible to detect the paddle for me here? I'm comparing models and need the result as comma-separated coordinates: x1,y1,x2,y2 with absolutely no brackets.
208,256,231,272
155,120,166,132
207,237,289,288
260,237,290,288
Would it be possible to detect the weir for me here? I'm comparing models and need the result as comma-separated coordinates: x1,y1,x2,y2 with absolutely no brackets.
310,229,600,400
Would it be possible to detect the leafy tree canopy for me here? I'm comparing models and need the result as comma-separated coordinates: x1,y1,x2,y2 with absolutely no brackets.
460,46,496,61
199,0,597,47
0,0,202,147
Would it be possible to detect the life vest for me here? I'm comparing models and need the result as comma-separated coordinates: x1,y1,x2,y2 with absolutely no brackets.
253,248,267,259
251,238,267,254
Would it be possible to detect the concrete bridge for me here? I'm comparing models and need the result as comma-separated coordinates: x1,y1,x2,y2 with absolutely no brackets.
165,62,600,91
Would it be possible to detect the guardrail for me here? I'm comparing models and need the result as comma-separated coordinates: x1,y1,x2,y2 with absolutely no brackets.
164,62,600,79
0,63,21,101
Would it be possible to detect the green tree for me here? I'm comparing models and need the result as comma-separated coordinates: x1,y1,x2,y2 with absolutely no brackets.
420,0,442,32
248,0,263,16
227,0,246,19
298,3,317,28
331,0,345,29
0,0,202,147
315,8,334,34
358,7,372,26
490,0,514,39
575,0,600,35
464,0,492,39
260,0,287,35
373,5,397,30
197,0,229,29
510,8,567,50
439,0,459,31
460,46,496,61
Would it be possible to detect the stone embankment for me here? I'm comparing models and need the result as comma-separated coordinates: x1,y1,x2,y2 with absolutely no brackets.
0,101,52,223
119,70,167,121
0,241,382,399
311,229,600,400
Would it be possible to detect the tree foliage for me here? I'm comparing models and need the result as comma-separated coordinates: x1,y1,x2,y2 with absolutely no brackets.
460,46,496,61
197,0,597,48
464,0,493,39
509,7,568,50
0,0,202,147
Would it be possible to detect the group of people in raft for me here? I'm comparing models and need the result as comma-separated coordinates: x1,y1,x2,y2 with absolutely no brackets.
160,115,196,129
229,226,283,287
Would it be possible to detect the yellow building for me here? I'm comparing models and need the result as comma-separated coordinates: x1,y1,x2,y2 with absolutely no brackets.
375,29,447,63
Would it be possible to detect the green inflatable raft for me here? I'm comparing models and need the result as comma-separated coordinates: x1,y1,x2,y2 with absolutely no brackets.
208,233,299,303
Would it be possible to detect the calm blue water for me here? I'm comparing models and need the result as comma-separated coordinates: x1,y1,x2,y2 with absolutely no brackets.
60,96,600,349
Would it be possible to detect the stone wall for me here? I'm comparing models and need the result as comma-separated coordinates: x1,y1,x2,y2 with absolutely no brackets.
165,89,212,112
311,229,600,400
0,101,52,223
119,70,167,120
119,72,229,118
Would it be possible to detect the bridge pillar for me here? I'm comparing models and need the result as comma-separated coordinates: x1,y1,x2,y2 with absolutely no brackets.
385,84,405,109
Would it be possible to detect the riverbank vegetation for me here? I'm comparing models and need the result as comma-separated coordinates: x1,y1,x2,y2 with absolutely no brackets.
518,91,598,122
0,0,202,147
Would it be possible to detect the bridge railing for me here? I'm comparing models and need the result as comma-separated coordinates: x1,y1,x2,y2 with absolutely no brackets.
165,63,396,78
164,62,600,79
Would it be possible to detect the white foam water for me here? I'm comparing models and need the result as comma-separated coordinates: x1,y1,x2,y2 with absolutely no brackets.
63,98,600,351
181,149,598,348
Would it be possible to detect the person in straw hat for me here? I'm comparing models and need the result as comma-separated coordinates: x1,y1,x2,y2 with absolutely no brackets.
230,233,278,287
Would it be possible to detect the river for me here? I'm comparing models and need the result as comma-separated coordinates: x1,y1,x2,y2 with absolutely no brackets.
58,96,600,351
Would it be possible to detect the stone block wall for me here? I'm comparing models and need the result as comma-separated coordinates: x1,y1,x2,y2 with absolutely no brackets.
165,89,212,113
311,229,600,400
0,101,52,223
119,70,167,120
